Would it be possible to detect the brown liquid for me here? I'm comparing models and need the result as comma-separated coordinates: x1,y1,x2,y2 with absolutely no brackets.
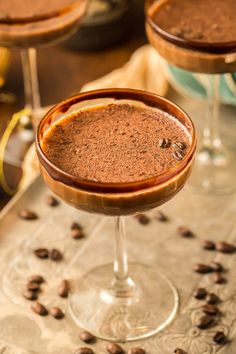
42,103,191,184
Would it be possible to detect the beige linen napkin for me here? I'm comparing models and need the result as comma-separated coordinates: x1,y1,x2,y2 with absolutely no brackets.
21,45,168,189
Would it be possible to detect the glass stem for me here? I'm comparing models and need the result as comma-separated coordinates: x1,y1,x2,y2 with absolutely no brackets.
112,216,135,298
202,74,222,150
21,48,41,112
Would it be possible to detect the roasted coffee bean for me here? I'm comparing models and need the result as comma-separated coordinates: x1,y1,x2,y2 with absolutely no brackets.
58,279,70,298
197,314,214,329
34,248,49,259
194,263,213,274
50,307,64,319
173,150,185,161
71,229,85,240
79,331,96,343
174,349,189,354
18,209,38,220
28,275,45,284
171,27,185,37
213,331,226,344
207,293,220,305
23,290,38,301
178,226,194,238
159,138,171,148
50,249,63,261
216,242,235,254
173,141,187,150
135,214,150,225
46,196,59,207
156,210,168,222
128,348,146,354
31,302,48,316
210,262,224,272
74,348,94,354
71,222,83,230
213,272,226,284
202,240,215,250
107,343,124,354
27,282,40,291
202,304,220,316
193,288,207,300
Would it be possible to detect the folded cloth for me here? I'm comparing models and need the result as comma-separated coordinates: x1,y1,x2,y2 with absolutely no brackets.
20,45,168,189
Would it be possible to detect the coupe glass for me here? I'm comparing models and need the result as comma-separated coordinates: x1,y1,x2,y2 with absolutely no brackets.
0,0,88,128
146,0,236,195
36,88,196,342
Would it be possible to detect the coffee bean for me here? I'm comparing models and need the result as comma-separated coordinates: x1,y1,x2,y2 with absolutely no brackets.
135,214,150,225
216,242,235,254
128,348,146,354
210,262,224,272
207,293,220,305
27,282,40,291
196,314,214,329
178,226,194,238
159,138,172,148
18,209,38,220
46,196,59,207
23,290,38,301
213,331,226,344
194,264,213,274
79,331,95,344
174,349,189,354
74,348,94,354
171,27,185,38
50,249,63,261
71,222,83,230
156,210,168,222
173,141,187,150
58,279,70,298
202,240,215,250
107,343,124,354
173,150,185,161
213,272,226,284
71,229,85,240
50,307,64,319
28,275,45,284
31,302,48,316
34,248,49,259
202,304,220,316
193,288,207,300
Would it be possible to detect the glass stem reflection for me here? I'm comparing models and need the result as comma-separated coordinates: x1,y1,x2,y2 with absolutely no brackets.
112,216,135,298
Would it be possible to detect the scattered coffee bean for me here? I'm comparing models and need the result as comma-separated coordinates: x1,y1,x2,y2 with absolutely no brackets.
107,343,124,354
18,209,38,220
71,229,85,240
135,214,150,225
193,288,207,300
159,138,172,148
31,302,48,316
79,331,95,344
202,304,220,316
74,348,94,354
128,348,146,354
213,331,226,344
173,150,185,161
174,349,189,354
23,290,38,301
213,272,226,284
194,263,213,274
207,293,220,305
46,196,59,207
28,275,45,284
178,226,194,238
58,279,70,298
27,282,40,291
173,141,187,150
50,249,63,261
196,314,214,329
216,242,235,254
202,240,215,250
210,262,224,272
50,307,64,319
71,222,83,230
34,248,49,259
156,210,168,222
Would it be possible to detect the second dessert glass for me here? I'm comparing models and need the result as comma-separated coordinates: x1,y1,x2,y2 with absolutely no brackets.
36,89,196,342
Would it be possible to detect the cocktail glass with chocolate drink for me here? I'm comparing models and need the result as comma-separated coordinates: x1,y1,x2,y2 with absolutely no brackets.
146,0,236,195
0,0,88,128
36,89,196,342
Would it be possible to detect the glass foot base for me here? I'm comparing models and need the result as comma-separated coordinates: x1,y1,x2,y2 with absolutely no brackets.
69,263,179,342
189,145,236,195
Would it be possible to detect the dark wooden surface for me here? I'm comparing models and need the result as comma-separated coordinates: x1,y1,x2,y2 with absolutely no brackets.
0,16,146,209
